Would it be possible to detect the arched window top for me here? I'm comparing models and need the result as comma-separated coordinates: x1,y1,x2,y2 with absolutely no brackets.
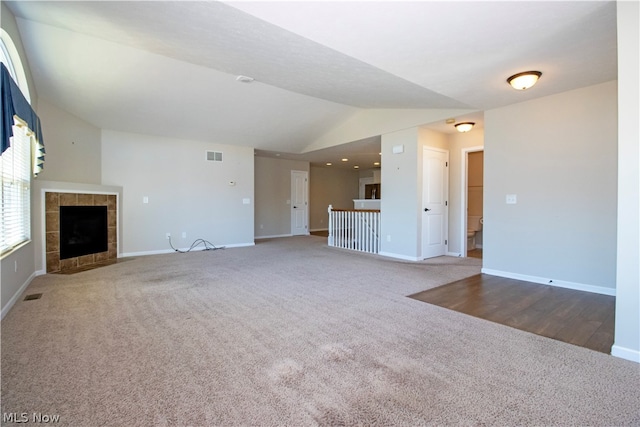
1,28,31,104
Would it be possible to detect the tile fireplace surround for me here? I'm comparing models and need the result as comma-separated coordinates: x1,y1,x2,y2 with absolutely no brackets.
45,192,117,273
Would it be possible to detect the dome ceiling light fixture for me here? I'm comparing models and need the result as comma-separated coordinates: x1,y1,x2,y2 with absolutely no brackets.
236,75,255,83
455,122,475,133
507,71,542,90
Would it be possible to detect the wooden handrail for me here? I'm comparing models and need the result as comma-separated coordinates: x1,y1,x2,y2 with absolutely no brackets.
330,208,380,213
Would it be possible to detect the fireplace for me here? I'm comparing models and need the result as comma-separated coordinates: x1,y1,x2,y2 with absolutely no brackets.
45,192,117,273
60,206,108,260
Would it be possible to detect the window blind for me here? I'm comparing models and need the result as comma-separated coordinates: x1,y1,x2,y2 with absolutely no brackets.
1,120,31,254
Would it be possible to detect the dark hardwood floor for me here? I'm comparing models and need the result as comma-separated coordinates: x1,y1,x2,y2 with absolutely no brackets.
409,274,615,354
467,249,482,259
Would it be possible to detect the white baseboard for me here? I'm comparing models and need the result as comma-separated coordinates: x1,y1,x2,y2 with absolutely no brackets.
447,252,463,257
122,242,254,258
611,345,640,363
480,268,616,296
1,271,37,320
254,234,293,240
224,242,256,248
378,251,421,262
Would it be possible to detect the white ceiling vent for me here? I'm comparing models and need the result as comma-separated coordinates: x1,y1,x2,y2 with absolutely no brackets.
206,151,223,162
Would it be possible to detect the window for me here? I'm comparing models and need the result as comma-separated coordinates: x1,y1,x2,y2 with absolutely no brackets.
1,32,33,255
1,29,30,103
1,121,31,254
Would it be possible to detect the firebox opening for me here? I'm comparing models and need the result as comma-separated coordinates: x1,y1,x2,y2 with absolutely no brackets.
60,206,108,260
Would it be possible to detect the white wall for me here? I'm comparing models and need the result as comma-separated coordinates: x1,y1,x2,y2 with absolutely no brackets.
483,81,618,294
101,130,254,255
381,127,452,260
35,99,102,184
380,128,420,259
612,0,639,363
254,156,309,238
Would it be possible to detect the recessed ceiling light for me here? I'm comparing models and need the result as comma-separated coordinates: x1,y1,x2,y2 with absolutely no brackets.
341,158,349,162
378,152,382,155
326,162,332,166
374,162,380,166
236,75,255,83
507,71,541,90
354,165,359,169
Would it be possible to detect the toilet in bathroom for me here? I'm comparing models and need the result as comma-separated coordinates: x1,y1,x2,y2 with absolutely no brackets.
467,216,483,250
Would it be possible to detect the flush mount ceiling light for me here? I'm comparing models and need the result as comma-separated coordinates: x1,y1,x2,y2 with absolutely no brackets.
341,158,349,162
455,122,475,133
326,162,332,166
236,75,255,83
507,71,542,90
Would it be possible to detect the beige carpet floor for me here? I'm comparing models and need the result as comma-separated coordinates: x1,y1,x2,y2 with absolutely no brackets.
1,236,639,426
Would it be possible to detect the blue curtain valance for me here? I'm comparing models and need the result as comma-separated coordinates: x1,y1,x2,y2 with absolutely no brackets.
1,63,45,169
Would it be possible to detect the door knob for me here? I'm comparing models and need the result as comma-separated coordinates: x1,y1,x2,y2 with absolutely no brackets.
424,208,431,212
293,206,297,209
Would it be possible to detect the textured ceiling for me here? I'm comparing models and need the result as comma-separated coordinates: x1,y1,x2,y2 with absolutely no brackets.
6,1,617,164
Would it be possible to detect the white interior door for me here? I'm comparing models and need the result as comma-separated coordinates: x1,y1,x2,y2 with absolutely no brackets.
291,170,308,235
422,147,448,259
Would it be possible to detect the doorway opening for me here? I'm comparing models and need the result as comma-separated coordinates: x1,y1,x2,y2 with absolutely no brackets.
461,147,484,258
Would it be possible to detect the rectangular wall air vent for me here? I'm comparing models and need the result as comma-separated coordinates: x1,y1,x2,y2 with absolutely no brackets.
206,151,223,162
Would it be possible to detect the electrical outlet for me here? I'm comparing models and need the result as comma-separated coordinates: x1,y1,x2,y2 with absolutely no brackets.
166,233,171,240
14,260,18,272
181,232,186,238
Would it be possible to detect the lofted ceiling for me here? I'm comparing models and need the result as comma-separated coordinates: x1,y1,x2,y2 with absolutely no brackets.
5,1,617,167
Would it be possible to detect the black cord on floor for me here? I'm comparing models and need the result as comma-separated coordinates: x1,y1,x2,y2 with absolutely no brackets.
168,236,225,253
